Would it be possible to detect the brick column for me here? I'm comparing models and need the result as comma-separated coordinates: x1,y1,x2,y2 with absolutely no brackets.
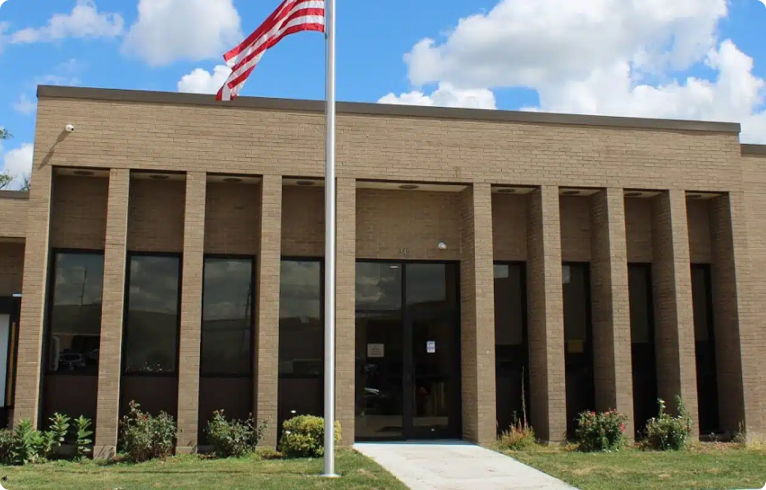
591,188,634,436
94,169,130,459
459,184,497,445
336,177,356,446
255,175,282,448
13,163,53,427
710,193,760,437
526,186,567,442
651,190,699,435
176,172,206,453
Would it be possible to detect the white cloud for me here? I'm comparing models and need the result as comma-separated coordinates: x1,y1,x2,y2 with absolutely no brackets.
10,0,123,44
178,65,231,94
13,94,36,115
379,82,496,110
122,0,241,66
2,144,33,190
390,0,766,143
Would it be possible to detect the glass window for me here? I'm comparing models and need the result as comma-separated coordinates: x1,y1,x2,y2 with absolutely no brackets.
356,262,402,311
201,257,254,376
123,255,181,374
406,263,458,309
279,260,323,376
628,264,652,345
494,264,525,349
48,252,104,374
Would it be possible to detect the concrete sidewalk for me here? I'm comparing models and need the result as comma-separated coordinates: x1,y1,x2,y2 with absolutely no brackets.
355,441,577,490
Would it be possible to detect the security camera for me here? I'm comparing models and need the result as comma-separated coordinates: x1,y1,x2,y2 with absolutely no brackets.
65,124,75,133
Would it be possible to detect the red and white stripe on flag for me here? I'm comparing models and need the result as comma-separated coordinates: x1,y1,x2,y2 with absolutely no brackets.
216,0,325,101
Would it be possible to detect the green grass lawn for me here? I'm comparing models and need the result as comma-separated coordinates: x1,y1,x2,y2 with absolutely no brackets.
509,443,766,490
0,450,407,490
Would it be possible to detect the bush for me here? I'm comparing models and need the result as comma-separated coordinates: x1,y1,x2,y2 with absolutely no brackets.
74,416,94,461
119,401,177,463
498,412,536,451
575,409,627,452
279,416,340,458
0,414,70,465
642,397,692,451
255,447,283,460
206,410,267,458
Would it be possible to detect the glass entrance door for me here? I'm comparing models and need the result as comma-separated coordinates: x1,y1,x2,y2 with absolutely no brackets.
355,262,460,441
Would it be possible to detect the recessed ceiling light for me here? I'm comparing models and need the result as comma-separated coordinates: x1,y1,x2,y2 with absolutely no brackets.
224,177,242,183
497,188,516,194
149,174,169,180
73,170,94,176
399,184,419,190
563,190,580,196
625,192,642,198
296,180,316,186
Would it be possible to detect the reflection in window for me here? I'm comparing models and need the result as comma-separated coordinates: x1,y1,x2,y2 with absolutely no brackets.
201,257,253,376
123,255,181,374
279,260,323,376
356,263,402,311
406,263,458,308
48,252,104,374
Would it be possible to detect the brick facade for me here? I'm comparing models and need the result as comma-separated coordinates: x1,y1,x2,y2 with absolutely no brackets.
2,86,764,456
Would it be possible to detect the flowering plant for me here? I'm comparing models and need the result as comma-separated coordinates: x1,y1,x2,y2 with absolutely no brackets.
575,408,628,452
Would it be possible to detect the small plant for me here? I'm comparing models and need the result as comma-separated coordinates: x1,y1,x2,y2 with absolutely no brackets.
43,413,71,456
498,417,536,451
74,416,94,461
206,410,268,458
255,447,283,460
575,409,628,452
642,396,692,451
119,401,177,463
279,415,340,458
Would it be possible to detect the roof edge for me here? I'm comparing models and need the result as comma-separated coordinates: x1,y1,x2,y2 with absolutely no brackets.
741,144,766,156
37,85,742,134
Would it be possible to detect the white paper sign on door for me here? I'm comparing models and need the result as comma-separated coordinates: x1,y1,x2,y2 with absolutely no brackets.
427,341,436,354
368,344,385,358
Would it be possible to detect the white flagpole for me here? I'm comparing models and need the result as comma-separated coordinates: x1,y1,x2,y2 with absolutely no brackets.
323,0,338,478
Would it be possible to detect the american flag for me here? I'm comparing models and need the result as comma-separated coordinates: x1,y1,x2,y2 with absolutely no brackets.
216,0,325,101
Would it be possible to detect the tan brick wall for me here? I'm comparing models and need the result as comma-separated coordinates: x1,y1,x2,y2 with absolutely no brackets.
560,195,591,262
205,182,260,255
526,186,567,442
625,197,653,263
0,243,24,296
50,174,108,250
282,186,324,257
128,178,185,253
0,196,27,240
336,178,356,446
651,191,699,435
177,173,205,452
590,188,634,437
492,193,527,261
687,199,712,264
356,189,461,260
94,169,130,459
255,177,282,447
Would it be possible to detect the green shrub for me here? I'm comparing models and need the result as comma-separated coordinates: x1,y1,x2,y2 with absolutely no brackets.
74,416,94,461
206,410,268,458
642,397,692,451
575,409,627,452
255,447,283,460
0,429,14,464
119,401,177,463
0,414,70,465
279,415,340,458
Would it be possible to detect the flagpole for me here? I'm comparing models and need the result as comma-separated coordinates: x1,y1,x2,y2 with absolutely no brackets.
323,0,338,479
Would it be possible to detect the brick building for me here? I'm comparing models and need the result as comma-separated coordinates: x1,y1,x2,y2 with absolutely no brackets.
0,85,763,458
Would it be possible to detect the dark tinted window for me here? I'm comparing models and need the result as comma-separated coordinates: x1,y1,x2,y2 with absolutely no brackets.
356,262,402,311
494,264,525,350
406,263,458,309
279,260,323,376
201,257,254,376
123,255,181,374
48,252,104,374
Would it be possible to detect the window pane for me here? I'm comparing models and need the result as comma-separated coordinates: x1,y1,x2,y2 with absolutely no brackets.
356,262,402,311
494,264,525,351
124,255,181,374
406,263,458,309
201,258,253,376
279,260,323,376
628,265,651,345
49,253,104,374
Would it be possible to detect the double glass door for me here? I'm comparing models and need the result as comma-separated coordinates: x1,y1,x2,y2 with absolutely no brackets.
355,262,461,441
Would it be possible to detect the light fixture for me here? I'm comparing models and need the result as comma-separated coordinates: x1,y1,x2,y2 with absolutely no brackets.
399,184,420,190
497,188,516,194
296,180,316,186
149,174,169,180
73,170,94,176
625,192,642,198
687,194,703,199
563,190,580,196
437,242,447,250
224,177,243,183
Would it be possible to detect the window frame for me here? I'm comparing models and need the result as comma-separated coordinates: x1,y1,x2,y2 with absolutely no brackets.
44,248,106,377
121,251,183,377
200,254,257,378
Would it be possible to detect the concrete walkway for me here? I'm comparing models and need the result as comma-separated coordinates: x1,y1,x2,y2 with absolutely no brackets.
355,441,577,490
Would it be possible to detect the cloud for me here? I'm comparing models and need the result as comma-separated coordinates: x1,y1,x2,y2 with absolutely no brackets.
2,144,33,190
10,0,123,44
178,65,232,94
390,0,766,143
13,94,36,115
122,0,241,66
379,82,496,110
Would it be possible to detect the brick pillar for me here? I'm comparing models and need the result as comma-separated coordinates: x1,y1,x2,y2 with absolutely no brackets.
94,169,130,459
651,190,699,435
710,193,760,437
459,184,497,445
13,163,53,427
336,178,356,446
255,175,282,448
176,172,206,453
526,186,567,442
591,188,634,436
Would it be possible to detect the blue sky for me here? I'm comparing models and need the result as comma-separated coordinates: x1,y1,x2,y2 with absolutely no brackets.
1,0,766,187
